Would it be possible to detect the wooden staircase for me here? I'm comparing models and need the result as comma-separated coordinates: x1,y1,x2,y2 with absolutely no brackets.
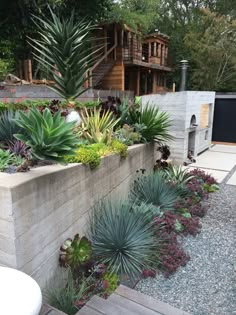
77,285,191,315
92,60,115,88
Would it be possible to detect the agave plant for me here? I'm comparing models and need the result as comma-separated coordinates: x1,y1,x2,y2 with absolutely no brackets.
14,107,79,162
89,200,160,280
163,165,195,185
29,9,100,104
137,105,173,143
130,172,178,214
80,107,120,144
0,110,24,144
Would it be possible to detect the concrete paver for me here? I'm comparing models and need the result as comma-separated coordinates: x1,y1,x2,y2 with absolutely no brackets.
226,171,236,186
210,144,236,154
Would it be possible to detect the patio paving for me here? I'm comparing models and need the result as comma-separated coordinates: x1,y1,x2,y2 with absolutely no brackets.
187,144,236,183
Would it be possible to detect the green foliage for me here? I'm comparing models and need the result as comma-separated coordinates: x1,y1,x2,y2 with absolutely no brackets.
65,146,101,169
59,234,92,270
0,149,13,171
115,125,142,145
203,183,220,193
163,165,195,185
130,172,178,215
14,107,78,162
0,40,15,80
29,9,100,102
47,269,89,315
89,200,159,279
137,105,173,143
0,110,24,143
186,10,236,91
80,108,120,145
102,272,119,295
110,140,128,157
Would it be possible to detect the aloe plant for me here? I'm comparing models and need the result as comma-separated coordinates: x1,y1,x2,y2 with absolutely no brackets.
0,110,24,143
29,9,100,103
80,107,120,144
14,107,78,162
163,165,195,185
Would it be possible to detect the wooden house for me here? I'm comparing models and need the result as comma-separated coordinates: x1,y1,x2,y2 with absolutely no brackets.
89,22,171,95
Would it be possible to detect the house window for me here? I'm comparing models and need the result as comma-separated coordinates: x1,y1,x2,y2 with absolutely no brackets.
151,43,155,56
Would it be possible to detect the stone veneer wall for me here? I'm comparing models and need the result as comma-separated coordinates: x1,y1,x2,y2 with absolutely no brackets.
142,91,216,164
0,143,156,289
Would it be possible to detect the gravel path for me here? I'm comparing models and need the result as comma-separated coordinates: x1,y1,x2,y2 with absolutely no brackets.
136,183,236,315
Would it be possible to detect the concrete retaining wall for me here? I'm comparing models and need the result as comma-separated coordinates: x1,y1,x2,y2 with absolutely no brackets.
0,143,156,289
142,91,216,163
0,85,133,102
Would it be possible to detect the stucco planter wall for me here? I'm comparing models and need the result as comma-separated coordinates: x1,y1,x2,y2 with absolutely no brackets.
0,143,156,289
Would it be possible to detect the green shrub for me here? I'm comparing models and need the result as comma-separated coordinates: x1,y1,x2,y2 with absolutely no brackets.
89,200,160,279
137,105,173,143
110,140,128,157
65,147,101,169
115,125,141,145
14,107,78,162
130,172,178,215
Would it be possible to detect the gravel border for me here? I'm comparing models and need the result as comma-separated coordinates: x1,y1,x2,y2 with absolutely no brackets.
136,181,236,315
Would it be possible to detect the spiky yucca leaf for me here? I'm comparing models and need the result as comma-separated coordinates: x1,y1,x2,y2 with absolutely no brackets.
89,200,160,280
138,105,173,143
29,9,101,102
130,172,178,213
80,107,120,144
14,107,79,162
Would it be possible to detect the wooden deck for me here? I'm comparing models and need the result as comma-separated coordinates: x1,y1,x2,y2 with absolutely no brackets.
40,285,191,315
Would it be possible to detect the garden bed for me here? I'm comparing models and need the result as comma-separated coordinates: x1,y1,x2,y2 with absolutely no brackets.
0,143,157,289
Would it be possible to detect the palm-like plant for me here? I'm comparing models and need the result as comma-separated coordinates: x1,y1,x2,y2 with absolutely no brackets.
138,105,173,143
89,200,160,280
29,9,100,103
80,107,120,144
130,172,178,214
14,107,78,162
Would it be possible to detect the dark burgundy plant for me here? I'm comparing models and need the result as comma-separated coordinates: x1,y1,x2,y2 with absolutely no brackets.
189,168,217,185
8,140,29,158
189,203,207,218
100,96,122,117
39,99,69,117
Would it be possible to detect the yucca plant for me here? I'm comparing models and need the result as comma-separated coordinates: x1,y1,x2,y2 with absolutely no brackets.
80,107,120,144
0,110,24,144
162,165,195,185
137,105,173,143
14,107,79,162
89,200,160,280
29,9,100,104
130,172,178,215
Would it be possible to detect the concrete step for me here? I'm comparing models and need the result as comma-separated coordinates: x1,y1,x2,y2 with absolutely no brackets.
114,285,191,315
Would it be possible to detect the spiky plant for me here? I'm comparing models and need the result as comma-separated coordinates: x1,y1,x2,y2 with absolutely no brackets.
162,165,195,185
29,9,100,104
14,107,79,162
80,107,120,144
0,110,24,144
130,172,178,214
89,200,160,280
137,105,173,143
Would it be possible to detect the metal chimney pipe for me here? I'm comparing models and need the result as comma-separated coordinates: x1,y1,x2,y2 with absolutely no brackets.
179,60,189,91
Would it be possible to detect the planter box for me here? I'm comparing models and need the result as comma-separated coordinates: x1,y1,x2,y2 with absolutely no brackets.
0,143,157,289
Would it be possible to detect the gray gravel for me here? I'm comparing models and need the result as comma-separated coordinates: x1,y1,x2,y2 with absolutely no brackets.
136,183,236,315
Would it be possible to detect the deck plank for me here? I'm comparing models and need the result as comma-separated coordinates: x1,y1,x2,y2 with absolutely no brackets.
115,285,191,315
